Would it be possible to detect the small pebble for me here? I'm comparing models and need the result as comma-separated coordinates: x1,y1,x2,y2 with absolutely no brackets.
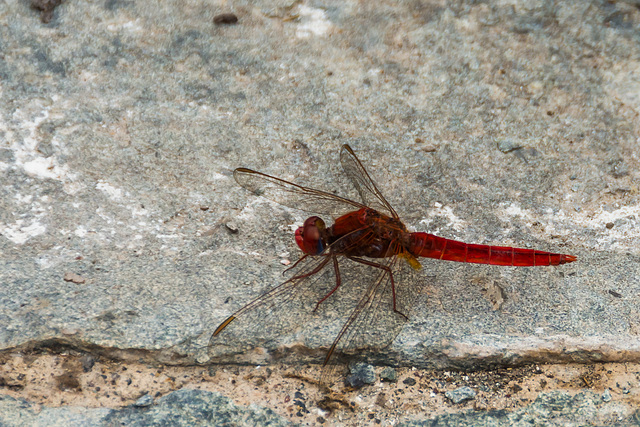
224,222,239,233
214,13,238,25
345,362,375,388
64,272,86,284
402,377,416,386
496,139,522,153
602,389,612,402
445,386,476,404
134,393,154,407
379,367,397,382
80,355,95,373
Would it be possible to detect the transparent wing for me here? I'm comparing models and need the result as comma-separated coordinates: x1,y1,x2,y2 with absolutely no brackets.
209,253,334,359
340,144,399,219
234,168,366,217
210,232,424,386
320,242,425,386
209,225,377,361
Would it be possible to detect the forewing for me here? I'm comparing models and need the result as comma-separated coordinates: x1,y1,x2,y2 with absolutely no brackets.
234,168,365,217
340,145,398,218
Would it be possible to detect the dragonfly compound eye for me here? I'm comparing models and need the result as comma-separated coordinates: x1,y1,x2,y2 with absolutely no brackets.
295,216,325,255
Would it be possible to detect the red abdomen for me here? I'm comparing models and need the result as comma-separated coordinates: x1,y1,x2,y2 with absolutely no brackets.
408,233,576,266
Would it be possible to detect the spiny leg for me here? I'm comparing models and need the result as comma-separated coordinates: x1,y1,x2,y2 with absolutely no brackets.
347,256,407,320
313,253,342,312
282,254,309,276
270,256,334,310
287,255,331,282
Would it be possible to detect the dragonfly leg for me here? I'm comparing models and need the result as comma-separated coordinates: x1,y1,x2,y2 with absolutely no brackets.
287,255,331,283
282,254,309,275
313,254,342,312
347,256,408,320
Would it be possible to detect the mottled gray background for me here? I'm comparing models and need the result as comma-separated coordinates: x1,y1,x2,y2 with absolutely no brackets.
1,0,639,379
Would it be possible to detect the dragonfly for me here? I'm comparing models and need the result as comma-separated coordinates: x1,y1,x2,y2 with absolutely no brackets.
211,144,576,383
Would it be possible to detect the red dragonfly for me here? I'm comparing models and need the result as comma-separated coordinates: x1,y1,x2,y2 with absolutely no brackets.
211,145,576,381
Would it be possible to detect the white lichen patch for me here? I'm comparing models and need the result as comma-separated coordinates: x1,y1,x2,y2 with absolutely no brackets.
498,202,573,233
419,204,468,233
499,200,640,251
296,5,331,39
5,105,74,182
1,219,46,244
96,181,125,201
572,203,640,250
500,202,534,223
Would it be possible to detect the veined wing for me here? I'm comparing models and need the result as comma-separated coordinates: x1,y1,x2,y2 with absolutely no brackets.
210,223,379,357
209,252,333,352
340,144,399,219
234,168,366,217
320,241,424,386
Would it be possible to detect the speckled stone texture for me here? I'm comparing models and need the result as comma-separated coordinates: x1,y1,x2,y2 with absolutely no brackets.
1,0,639,424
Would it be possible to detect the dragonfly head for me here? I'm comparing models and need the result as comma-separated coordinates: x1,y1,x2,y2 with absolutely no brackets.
295,216,327,255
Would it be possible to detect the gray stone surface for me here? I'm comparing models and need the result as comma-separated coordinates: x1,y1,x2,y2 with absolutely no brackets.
2,388,634,427
380,366,398,382
0,389,290,427
445,386,476,404
1,0,640,423
400,391,640,427
345,361,376,388
133,393,154,407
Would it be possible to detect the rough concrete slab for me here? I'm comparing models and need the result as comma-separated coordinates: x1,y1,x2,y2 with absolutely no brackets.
0,389,290,427
1,385,638,427
2,352,639,426
1,0,639,424
400,391,640,426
